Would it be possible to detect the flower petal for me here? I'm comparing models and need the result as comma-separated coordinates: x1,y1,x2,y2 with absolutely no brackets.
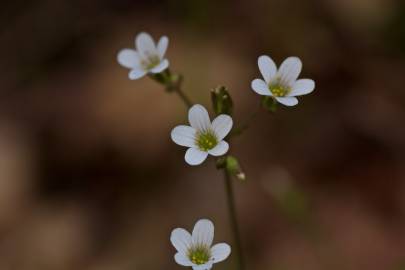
185,148,208,166
129,68,147,80
117,49,140,69
136,32,157,58
251,79,271,96
188,104,211,132
289,79,315,96
171,125,197,147
157,36,169,58
275,96,298,106
208,141,229,156
192,263,213,270
210,243,231,263
278,57,302,86
171,228,192,254
175,252,194,266
258,55,277,83
150,59,169,73
211,114,233,141
192,219,214,247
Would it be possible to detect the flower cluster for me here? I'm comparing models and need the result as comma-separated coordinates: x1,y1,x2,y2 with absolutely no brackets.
117,32,316,270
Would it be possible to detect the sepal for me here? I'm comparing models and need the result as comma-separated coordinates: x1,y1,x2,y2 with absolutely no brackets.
262,96,278,112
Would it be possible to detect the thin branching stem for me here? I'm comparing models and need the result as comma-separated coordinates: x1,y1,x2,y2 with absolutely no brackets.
163,73,245,270
173,86,193,108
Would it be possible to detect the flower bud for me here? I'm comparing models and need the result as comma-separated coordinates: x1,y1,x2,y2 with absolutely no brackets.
225,155,245,181
211,86,233,116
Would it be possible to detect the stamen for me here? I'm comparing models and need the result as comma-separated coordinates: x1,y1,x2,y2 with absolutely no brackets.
195,130,218,151
141,53,161,70
188,246,211,265
269,84,290,97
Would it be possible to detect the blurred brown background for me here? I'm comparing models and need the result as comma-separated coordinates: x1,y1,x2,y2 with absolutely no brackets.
1,0,405,269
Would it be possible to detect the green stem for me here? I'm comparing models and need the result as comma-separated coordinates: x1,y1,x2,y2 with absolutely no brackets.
223,168,245,270
149,70,193,108
173,86,193,108
154,71,244,269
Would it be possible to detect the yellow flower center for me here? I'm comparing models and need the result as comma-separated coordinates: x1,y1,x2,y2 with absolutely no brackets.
141,54,161,70
195,130,218,151
188,246,211,265
269,84,290,97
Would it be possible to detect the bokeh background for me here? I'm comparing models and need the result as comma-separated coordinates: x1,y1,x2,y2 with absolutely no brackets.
1,0,405,269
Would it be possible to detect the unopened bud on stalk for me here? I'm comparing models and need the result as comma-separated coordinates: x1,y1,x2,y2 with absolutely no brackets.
226,155,246,181
211,86,233,116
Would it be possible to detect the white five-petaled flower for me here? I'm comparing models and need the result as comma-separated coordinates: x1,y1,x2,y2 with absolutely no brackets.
170,219,231,270
117,32,169,80
251,55,315,106
171,104,233,166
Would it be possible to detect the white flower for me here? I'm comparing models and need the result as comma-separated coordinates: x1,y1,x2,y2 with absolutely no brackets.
171,104,233,166
251,55,315,106
117,32,169,80
170,219,231,270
